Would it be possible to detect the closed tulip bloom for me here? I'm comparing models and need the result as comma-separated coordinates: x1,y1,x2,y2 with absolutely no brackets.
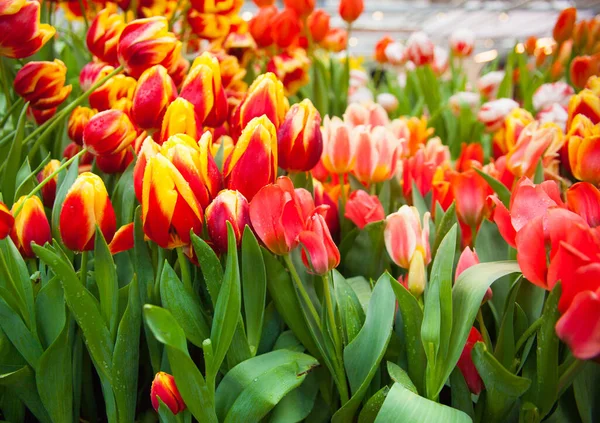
180,52,228,127
313,180,339,239
13,59,72,110
570,55,600,89
10,196,51,257
553,7,576,44
299,209,339,275
0,0,55,59
449,28,475,57
277,99,323,172
206,190,250,254
532,82,574,111
321,116,355,174
0,202,13,240
132,65,177,130
405,32,434,67
477,71,505,100
477,98,519,132
451,170,489,231
224,116,277,201
353,126,400,184
307,9,330,42
374,36,394,63
60,173,116,252
159,98,201,143
494,108,535,155
89,74,137,112
117,17,181,78
151,372,186,415
449,92,480,117
270,8,301,48
68,106,96,145
249,5,277,47
344,190,385,229
457,327,485,395
86,6,125,66
284,0,314,17
37,159,61,207
79,62,114,92
187,10,232,41
83,109,137,156
339,0,363,23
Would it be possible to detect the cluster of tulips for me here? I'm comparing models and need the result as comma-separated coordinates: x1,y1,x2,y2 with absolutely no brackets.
0,0,600,422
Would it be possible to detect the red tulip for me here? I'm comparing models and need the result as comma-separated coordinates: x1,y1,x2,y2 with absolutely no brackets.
566,182,600,228
108,223,134,255
553,7,576,44
0,202,14,240
299,209,340,275
307,9,330,43
205,190,250,254
151,372,186,415
456,143,484,172
270,8,301,49
339,0,363,23
284,0,314,17
570,55,600,89
249,6,277,47
313,180,339,240
457,327,484,395
344,190,385,229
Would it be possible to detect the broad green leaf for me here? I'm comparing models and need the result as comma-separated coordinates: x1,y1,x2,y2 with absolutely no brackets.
144,305,217,423
0,295,43,370
191,233,223,306
333,270,365,345
111,162,135,226
333,273,396,422
94,228,119,337
358,386,390,423
412,181,429,219
273,330,304,353
226,319,253,369
51,155,79,241
157,399,179,423
215,350,318,423
269,372,319,423
160,263,210,347
375,383,471,423
431,203,457,260
2,102,28,206
342,221,388,280
241,227,266,355
450,368,474,419
474,168,511,208
35,276,65,349
494,278,522,368
0,366,51,423
387,361,418,394
573,361,600,423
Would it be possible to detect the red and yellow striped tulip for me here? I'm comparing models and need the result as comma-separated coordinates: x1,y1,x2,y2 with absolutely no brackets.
96,148,134,174
190,0,242,14
83,109,137,156
277,99,322,172
10,196,51,257
86,5,125,66
568,122,600,185
13,59,72,110
0,201,13,240
79,62,114,91
493,107,534,155
570,55,600,89
132,65,177,130
187,10,231,41
68,106,96,145
567,89,600,127
205,189,250,254
0,0,55,59
506,121,562,178
89,74,137,112
37,159,61,207
224,116,277,201
108,223,134,255
159,98,201,143
29,106,56,125
59,173,116,251
150,372,186,415
266,49,310,96
321,27,347,52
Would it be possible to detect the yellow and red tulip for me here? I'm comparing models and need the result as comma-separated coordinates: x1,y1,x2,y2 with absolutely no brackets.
506,121,562,178
13,59,72,110
187,10,231,41
344,190,385,229
339,0,363,23
159,98,201,143
570,55,600,89
567,89,600,127
132,65,177,130
492,107,534,155
68,106,96,146
10,196,51,258
190,0,242,14
0,0,55,59
568,122,600,185
89,73,137,112
0,202,14,240
205,189,250,254
277,99,322,172
266,50,310,96
79,62,114,92
150,372,186,415
321,27,347,52
83,109,137,156
108,223,134,255
37,159,61,207
96,148,134,174
86,5,125,66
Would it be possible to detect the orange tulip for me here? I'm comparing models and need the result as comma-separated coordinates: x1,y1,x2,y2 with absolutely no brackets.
37,159,61,207
277,99,322,172
13,59,72,110
83,109,137,156
374,36,394,64
570,55,600,89
68,106,96,145
307,9,330,43
284,0,314,17
0,0,55,59
132,65,177,130
0,202,13,240
455,143,484,172
151,372,185,415
266,49,310,96
249,5,277,47
89,73,136,112
524,36,537,55
205,189,250,254
569,125,600,185
321,27,347,52
270,8,301,48
60,172,116,252
10,196,51,257
506,121,562,178
451,170,489,232
321,116,355,174
339,0,363,23
553,7,576,44
86,5,125,66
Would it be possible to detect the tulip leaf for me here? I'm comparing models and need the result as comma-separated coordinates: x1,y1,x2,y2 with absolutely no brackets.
36,317,73,423
160,262,210,348
312,58,330,116
0,366,51,423
357,386,390,423
269,371,319,423
450,368,475,419
389,278,426,395
14,154,50,201
412,181,430,219
157,399,179,423
33,244,114,382
51,155,79,241
332,273,395,423
111,162,135,226
191,233,224,307
494,278,523,368
0,295,43,370
472,342,531,421
333,270,365,345
573,361,600,423
474,168,511,209
341,220,388,280
431,202,457,260
2,102,27,206
143,305,217,423
94,227,119,337
387,361,418,394
241,226,266,356
374,382,471,423
35,276,66,349
214,350,319,423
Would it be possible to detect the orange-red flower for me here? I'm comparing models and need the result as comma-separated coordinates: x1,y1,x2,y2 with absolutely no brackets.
313,180,339,239
299,208,339,275
266,49,310,96
83,109,137,156
131,65,177,130
457,327,484,394
0,0,55,59
68,106,96,145
10,196,51,257
570,55,600,89
354,126,400,184
451,170,490,243
284,0,314,17
321,27,347,52
567,182,600,228
206,189,250,254
86,5,125,66
96,148,134,174
506,121,563,178
374,36,394,63
37,159,61,207
0,201,13,240
339,0,363,23
524,36,537,55
60,172,117,252
89,73,137,112
151,372,186,415
190,0,241,14
79,62,114,91
344,190,385,229
249,5,277,47
13,59,72,110
108,223,134,255
307,9,330,42
270,8,301,48
187,10,231,41
277,99,322,172
492,108,534,155
568,121,600,185
553,7,576,44
456,143,484,172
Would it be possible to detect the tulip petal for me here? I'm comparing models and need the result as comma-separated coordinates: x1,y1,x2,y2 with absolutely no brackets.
556,288,600,360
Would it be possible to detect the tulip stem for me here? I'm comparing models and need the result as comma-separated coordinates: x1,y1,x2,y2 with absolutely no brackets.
283,254,321,329
476,309,493,350
80,251,88,288
338,174,347,209
12,148,87,218
0,97,24,129
514,316,544,356
176,247,192,292
0,58,13,113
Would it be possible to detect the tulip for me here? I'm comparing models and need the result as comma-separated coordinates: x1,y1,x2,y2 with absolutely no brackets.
587,75,600,95
88,73,137,113
10,196,51,258
449,28,475,57
96,148,134,174
344,103,389,128
570,55,600,89
456,143,484,172
266,50,310,96
506,121,561,178
29,106,56,125
321,116,355,174
224,116,278,201
477,71,505,100
553,7,576,44
108,223,134,255
60,173,116,252
457,327,485,395
151,372,186,415
86,6,125,66
117,17,181,78
432,46,449,75
307,9,330,42
187,10,231,41
249,176,314,255
567,89,600,127
132,65,177,130
537,104,568,132
254,0,275,5
205,190,249,254
344,190,385,229
13,59,72,110
62,142,94,173
270,8,301,49
159,98,201,143
213,51,247,92
353,126,400,184
37,159,61,207
405,31,434,66
190,0,241,14
0,202,13,240
477,98,519,133
449,92,480,117
277,99,322,172
339,0,363,23
0,0,55,59
321,27,347,52
180,52,228,127
401,148,438,201
377,93,399,113
313,181,339,240
374,36,394,63
83,110,137,156
532,82,574,111
79,62,114,92
66,106,95,145
249,5,277,47
404,116,435,155
451,170,489,234
299,210,340,275
384,41,406,66
284,0,314,17
556,285,600,360
568,130,600,185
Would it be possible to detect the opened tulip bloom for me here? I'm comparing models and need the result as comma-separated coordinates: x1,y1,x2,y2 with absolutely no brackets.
14,59,72,110
206,190,250,254
10,196,51,258
151,372,186,415
353,126,399,184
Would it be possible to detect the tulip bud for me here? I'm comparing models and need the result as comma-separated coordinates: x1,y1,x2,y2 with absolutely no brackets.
339,0,363,23
117,17,181,78
321,116,356,174
89,74,137,112
86,6,125,66
407,249,426,297
68,106,96,145
451,170,489,232
353,126,400,184
457,327,485,395
449,28,475,57
298,209,340,275
224,116,277,201
206,190,250,254
384,205,431,270
405,32,434,67
150,372,186,415
37,159,61,207
10,196,52,257
249,5,277,47
60,173,116,252
0,202,14,240
568,126,600,185
570,55,600,89
344,190,385,229
284,0,314,17
277,99,322,172
553,7,576,44
13,59,72,110
0,0,55,59
180,52,229,127
83,110,137,156
374,36,393,63
270,8,301,48
131,65,177,130
307,9,330,42
159,98,201,143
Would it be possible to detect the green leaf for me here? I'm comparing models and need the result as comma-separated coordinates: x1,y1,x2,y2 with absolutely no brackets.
431,202,456,259
450,368,474,419
191,233,223,306
387,361,418,394
14,155,50,201
2,102,28,205
214,350,319,423
333,270,365,345
160,262,210,348
333,273,396,422
241,227,266,355
474,168,511,209
273,330,304,353
269,372,319,423
51,155,79,241
358,386,390,423
375,383,471,423
412,181,429,218
341,221,388,280
35,276,65,349
144,305,217,423
0,295,43,370
94,227,119,337
157,399,179,423
111,162,135,226
573,361,600,423
133,207,153,304
494,278,522,368
0,366,51,423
